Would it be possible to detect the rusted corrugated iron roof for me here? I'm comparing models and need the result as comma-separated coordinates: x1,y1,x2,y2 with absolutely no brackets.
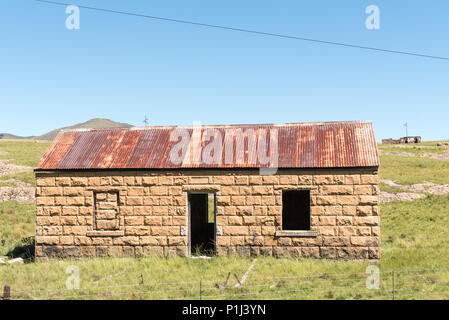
35,121,379,170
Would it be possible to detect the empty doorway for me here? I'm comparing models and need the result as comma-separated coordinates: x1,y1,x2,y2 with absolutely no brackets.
188,193,216,255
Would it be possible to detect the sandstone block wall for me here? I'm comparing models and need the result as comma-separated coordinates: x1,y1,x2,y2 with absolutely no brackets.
35,169,380,260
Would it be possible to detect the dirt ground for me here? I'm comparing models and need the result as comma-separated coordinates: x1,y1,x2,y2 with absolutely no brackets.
0,179,34,203
379,149,449,161
380,179,449,203
0,154,34,203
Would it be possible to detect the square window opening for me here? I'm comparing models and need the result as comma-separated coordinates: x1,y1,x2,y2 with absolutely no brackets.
282,190,311,230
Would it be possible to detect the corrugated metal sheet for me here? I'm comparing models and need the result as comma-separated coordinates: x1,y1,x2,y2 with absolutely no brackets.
35,121,379,170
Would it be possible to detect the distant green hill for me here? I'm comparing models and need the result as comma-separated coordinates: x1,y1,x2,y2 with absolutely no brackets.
0,118,133,141
0,133,33,140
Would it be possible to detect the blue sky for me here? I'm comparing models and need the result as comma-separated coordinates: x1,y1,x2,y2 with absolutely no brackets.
1,1,448,141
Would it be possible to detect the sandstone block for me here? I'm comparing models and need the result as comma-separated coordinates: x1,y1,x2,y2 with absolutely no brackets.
321,185,353,195
260,196,276,206
128,187,145,196
262,176,279,184
62,207,79,216
354,185,373,195
63,187,84,196
357,206,372,216
249,176,262,185
336,216,352,226
231,196,246,206
354,216,379,226
37,177,56,187
298,176,313,184
223,226,249,236
125,226,150,236
42,187,63,196
159,176,174,185
221,186,240,196
125,216,144,226
359,196,378,206
336,195,358,206
252,186,274,195
279,176,298,185
71,177,88,186
318,226,337,236
228,216,243,225
150,186,168,195
314,175,333,185
345,175,361,185
235,176,249,185
360,174,380,185
214,176,235,185
36,197,55,206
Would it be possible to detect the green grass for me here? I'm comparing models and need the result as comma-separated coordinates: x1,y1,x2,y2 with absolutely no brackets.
0,140,449,299
0,140,51,167
379,142,449,155
208,197,215,223
380,194,449,270
1,194,449,300
378,141,449,185
0,255,375,300
379,155,449,185
0,140,50,185
0,180,16,187
0,201,35,257
0,171,36,186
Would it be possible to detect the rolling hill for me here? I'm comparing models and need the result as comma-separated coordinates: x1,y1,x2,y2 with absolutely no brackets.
0,118,133,141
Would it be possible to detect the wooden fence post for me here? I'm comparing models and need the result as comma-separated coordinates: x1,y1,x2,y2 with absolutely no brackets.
2,285,10,300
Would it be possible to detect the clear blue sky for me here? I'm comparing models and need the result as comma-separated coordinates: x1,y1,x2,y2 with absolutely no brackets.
1,0,448,141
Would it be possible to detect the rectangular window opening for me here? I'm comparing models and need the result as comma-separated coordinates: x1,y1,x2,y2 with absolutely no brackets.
282,190,311,231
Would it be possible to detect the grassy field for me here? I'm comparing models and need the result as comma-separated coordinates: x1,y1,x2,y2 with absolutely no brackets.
0,140,51,186
378,141,449,185
378,140,448,155
1,140,449,300
0,201,35,257
0,140,51,167
379,156,449,185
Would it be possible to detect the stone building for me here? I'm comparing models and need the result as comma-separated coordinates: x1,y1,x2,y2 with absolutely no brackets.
34,121,380,260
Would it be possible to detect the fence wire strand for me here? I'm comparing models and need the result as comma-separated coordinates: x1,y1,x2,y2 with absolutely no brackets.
5,267,449,300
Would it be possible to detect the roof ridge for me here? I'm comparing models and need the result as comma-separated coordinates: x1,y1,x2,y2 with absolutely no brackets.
59,121,373,133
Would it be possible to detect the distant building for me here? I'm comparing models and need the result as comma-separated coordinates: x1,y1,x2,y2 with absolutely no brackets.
34,121,380,260
382,136,421,144
381,138,400,144
399,136,421,144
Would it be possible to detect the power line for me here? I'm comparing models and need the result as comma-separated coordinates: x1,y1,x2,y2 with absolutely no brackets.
36,0,449,62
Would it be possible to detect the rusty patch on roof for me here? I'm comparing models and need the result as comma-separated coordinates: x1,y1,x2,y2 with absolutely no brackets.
35,121,379,170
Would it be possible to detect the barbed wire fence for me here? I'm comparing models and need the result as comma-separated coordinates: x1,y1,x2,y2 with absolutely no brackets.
3,267,449,300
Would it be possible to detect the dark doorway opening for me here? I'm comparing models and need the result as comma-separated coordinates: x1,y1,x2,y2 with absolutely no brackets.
189,193,216,255
282,190,311,230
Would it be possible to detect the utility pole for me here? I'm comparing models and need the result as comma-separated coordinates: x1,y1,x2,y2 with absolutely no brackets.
404,122,408,137
143,116,149,127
